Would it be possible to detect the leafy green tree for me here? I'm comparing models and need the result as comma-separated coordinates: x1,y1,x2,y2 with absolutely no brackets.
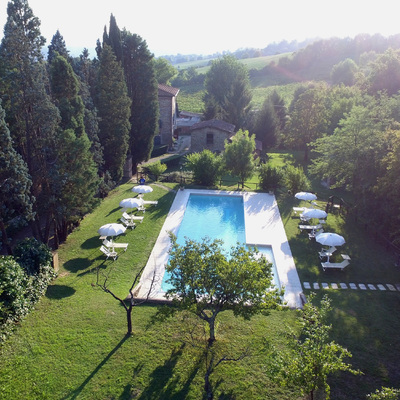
372,129,400,246
203,55,252,129
283,164,311,194
309,103,390,206
284,84,329,161
47,30,69,64
331,58,359,86
144,160,167,181
268,294,362,400
368,48,400,95
184,150,224,186
223,129,256,188
154,57,177,84
325,85,361,135
258,163,283,192
95,44,131,181
367,387,400,400
165,234,283,345
0,102,34,255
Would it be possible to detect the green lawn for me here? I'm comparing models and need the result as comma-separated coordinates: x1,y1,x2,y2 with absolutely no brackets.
0,178,400,399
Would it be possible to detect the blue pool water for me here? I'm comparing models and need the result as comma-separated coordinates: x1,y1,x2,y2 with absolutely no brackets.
161,194,280,291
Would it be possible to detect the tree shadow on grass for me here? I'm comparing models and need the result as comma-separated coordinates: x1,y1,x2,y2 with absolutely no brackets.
80,236,100,250
62,335,129,400
45,284,76,299
63,257,94,273
106,206,121,217
133,343,201,400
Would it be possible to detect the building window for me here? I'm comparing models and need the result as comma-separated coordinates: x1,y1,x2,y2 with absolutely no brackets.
206,133,214,144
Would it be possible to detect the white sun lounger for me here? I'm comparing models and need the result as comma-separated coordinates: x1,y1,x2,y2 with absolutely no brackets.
102,239,128,251
142,200,158,206
318,246,337,259
120,217,136,229
100,245,118,260
122,212,144,223
321,259,350,271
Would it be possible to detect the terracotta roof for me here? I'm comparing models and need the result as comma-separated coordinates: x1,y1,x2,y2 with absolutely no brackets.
158,84,179,97
190,119,235,133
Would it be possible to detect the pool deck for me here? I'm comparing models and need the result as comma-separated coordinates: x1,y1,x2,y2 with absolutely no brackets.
133,189,304,309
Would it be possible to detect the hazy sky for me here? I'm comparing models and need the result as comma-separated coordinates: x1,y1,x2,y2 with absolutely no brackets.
0,0,399,57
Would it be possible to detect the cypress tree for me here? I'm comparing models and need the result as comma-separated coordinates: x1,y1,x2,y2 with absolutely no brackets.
95,44,131,181
121,31,159,172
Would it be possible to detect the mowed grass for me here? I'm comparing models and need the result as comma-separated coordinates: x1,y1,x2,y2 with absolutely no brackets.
0,176,400,399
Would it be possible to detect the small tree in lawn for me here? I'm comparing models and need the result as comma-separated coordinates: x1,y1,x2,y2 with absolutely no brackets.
165,233,284,345
185,150,224,187
267,293,362,400
96,265,156,336
223,129,256,188
145,160,167,181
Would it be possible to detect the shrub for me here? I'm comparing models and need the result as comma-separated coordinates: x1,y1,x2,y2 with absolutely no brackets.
185,150,224,186
1,240,56,342
283,164,311,193
258,163,283,191
0,257,29,325
14,238,53,276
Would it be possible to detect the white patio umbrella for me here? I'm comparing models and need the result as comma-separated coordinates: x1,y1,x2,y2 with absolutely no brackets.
316,232,345,247
98,223,126,240
132,185,153,197
295,192,317,201
119,197,144,211
301,208,327,220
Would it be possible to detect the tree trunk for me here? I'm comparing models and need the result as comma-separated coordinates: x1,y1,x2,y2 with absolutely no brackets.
204,371,213,400
204,351,215,400
126,305,133,336
208,317,216,346
0,219,13,255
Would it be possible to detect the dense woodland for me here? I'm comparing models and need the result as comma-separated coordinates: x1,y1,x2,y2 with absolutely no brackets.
0,1,158,251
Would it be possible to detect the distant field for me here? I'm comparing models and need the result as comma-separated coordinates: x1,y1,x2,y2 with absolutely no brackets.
174,53,299,113
177,81,301,113
175,53,292,73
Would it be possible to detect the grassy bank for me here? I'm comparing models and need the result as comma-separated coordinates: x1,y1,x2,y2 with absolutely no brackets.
0,177,399,399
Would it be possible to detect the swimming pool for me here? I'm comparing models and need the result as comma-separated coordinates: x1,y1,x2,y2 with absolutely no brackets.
161,193,280,291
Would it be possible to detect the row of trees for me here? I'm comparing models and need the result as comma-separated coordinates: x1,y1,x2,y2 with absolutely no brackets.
0,0,159,252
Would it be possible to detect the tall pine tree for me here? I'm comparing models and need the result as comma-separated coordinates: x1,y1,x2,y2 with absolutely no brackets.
0,101,34,255
49,53,100,244
0,0,60,243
